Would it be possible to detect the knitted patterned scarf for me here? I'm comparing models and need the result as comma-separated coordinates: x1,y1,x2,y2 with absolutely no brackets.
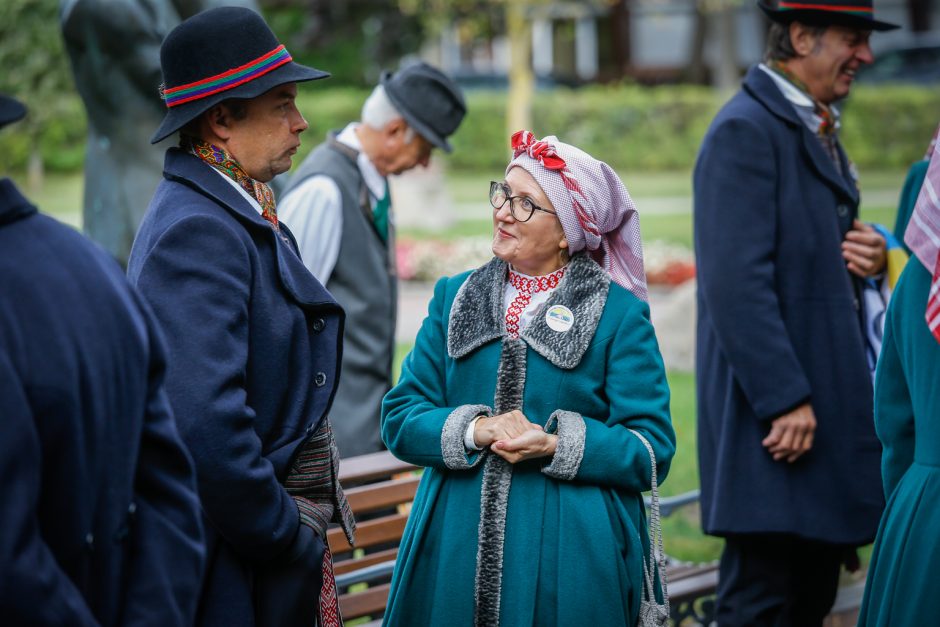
181,135,280,229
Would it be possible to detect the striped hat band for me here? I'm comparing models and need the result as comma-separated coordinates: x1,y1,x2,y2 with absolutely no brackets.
162,45,292,108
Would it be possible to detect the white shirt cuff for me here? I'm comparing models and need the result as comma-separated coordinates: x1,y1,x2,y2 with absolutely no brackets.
465,416,484,451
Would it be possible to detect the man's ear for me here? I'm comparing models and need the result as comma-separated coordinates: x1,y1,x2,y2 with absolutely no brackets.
383,117,408,141
205,104,235,141
789,21,821,57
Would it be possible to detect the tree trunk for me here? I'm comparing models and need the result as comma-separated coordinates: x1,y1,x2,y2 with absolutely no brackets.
610,0,631,78
507,2,533,137
907,0,932,31
687,3,708,84
715,4,738,91
28,144,43,193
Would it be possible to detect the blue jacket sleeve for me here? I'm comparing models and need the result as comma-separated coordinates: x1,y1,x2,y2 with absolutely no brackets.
133,214,300,563
0,351,99,626
694,117,812,420
120,296,206,626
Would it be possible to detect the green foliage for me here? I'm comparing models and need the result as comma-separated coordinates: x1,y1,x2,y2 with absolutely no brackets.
4,82,940,176
0,0,85,172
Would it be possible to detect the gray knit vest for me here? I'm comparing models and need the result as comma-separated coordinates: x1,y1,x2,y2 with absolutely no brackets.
282,133,396,457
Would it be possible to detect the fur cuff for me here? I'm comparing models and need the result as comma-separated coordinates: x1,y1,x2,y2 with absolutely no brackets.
442,404,492,469
542,410,586,481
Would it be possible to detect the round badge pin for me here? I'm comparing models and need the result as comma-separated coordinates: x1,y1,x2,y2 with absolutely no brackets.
545,305,574,332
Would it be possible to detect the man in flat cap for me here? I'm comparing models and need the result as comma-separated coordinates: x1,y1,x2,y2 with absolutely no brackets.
127,7,353,626
279,63,467,457
694,1,898,624
0,93,204,625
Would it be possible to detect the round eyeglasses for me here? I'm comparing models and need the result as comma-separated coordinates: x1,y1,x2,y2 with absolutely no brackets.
489,181,556,222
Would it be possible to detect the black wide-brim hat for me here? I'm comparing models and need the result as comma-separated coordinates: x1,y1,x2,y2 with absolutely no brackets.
380,62,466,153
151,6,329,144
0,94,26,129
758,0,900,31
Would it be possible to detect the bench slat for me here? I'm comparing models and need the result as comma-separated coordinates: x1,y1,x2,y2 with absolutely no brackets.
339,583,391,620
338,451,418,484
334,547,399,576
328,513,408,553
344,476,421,514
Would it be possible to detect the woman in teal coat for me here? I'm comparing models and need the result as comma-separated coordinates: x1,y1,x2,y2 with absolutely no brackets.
381,131,676,626
859,150,940,626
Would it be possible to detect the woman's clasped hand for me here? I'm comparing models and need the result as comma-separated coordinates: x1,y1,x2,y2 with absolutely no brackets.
473,410,558,462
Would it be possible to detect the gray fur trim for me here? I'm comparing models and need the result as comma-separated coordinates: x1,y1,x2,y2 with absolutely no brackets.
474,338,527,626
448,257,507,359
541,410,586,481
441,404,492,470
447,253,609,369
522,254,610,369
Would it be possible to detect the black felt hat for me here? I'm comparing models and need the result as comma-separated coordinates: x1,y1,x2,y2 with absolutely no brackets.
380,62,466,153
758,0,899,31
151,6,329,144
0,94,26,129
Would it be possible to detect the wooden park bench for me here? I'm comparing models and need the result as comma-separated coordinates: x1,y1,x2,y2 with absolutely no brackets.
329,450,719,626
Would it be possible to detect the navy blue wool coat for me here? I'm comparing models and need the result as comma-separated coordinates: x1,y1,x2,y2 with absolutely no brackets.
128,149,345,626
693,67,884,544
0,178,205,625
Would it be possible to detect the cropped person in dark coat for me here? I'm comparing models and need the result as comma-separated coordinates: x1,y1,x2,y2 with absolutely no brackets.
127,8,354,627
0,94,205,626
693,1,898,625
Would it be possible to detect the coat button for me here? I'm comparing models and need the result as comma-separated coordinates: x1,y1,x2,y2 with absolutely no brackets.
312,318,325,333
314,372,327,387
85,532,95,549
836,204,849,217
128,502,137,516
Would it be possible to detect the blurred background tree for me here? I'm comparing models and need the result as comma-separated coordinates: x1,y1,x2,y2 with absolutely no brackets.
0,0,81,190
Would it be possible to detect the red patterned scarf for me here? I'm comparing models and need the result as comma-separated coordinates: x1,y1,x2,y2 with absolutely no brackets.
505,266,566,338
181,135,280,229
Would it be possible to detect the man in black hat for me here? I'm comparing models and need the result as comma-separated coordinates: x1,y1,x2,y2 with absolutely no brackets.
693,1,898,624
0,93,205,625
127,7,353,626
279,63,466,458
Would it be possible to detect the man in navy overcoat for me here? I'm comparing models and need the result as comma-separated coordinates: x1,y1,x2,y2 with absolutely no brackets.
694,1,898,624
0,94,205,625
127,8,354,627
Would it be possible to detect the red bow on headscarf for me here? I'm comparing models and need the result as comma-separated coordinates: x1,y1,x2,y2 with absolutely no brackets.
511,130,567,171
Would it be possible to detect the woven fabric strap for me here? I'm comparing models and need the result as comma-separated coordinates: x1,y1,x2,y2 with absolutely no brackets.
284,420,356,627
182,136,280,230
505,266,566,338
628,429,670,626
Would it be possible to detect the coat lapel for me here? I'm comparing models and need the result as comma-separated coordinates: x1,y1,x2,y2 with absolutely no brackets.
164,149,343,310
743,67,858,204
447,253,609,370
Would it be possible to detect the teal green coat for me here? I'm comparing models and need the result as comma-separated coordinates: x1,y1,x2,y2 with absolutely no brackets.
859,258,940,626
381,254,676,627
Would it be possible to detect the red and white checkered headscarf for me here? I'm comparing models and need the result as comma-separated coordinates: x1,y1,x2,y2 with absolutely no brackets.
506,130,648,301
905,140,940,344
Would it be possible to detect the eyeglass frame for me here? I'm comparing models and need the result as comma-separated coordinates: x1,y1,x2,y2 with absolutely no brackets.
489,180,556,222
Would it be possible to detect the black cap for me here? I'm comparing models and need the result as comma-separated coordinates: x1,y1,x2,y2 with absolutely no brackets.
151,6,329,144
0,94,26,129
380,62,466,153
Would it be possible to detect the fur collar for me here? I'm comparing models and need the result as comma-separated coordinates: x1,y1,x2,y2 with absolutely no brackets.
447,253,609,369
